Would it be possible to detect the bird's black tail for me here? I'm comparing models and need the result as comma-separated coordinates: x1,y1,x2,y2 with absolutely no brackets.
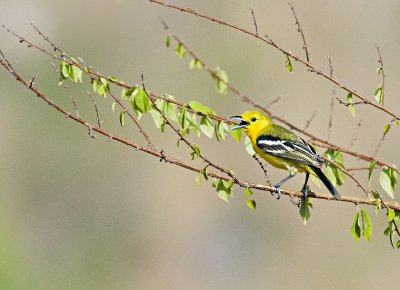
309,165,340,199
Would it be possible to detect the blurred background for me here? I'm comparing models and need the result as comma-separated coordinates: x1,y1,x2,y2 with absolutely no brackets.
1,0,399,289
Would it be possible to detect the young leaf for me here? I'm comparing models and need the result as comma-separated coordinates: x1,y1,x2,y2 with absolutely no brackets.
368,160,377,187
230,125,242,141
201,165,209,181
299,197,312,225
178,107,189,135
187,113,201,137
246,199,257,211
119,111,125,127
245,188,253,197
384,221,395,248
360,209,372,240
351,212,361,241
135,88,152,113
215,121,229,141
191,143,201,160
388,208,395,222
383,123,391,134
346,93,356,117
189,58,203,69
212,67,229,95
195,173,202,186
200,115,214,138
285,54,293,72
374,85,383,104
60,61,69,80
216,179,234,203
188,101,216,115
163,95,179,123
150,108,165,132
165,34,170,47
245,136,256,155
111,102,116,112
175,43,186,58
380,167,395,199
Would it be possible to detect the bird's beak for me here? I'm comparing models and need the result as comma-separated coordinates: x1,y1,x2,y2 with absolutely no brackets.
230,115,249,130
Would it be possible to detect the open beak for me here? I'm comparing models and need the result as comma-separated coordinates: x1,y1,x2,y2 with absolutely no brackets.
230,115,249,130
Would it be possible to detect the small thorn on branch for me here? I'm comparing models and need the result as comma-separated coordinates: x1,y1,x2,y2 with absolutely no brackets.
29,74,37,88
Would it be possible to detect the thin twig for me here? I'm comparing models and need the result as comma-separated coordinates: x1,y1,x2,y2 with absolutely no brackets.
376,44,385,105
88,92,102,129
303,111,316,131
252,155,271,186
288,2,310,62
265,96,281,109
250,8,258,35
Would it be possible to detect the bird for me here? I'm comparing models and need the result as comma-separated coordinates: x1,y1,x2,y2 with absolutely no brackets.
230,110,340,199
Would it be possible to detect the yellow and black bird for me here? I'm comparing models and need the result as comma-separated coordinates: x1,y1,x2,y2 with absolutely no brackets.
230,111,340,199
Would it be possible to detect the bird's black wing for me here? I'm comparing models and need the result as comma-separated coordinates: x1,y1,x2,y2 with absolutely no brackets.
256,134,324,167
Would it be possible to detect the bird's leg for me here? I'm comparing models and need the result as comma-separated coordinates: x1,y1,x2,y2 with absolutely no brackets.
300,172,310,199
273,172,296,199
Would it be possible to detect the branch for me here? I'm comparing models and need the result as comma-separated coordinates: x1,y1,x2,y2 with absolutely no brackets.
148,0,400,121
1,51,400,214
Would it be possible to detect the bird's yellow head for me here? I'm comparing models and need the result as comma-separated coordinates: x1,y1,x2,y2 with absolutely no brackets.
230,111,273,138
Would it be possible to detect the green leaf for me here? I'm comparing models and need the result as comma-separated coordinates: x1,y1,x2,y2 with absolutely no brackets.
324,149,346,186
376,67,382,75
245,136,256,155
383,123,391,134
368,160,377,187
186,113,200,137
135,88,152,113
245,188,253,197
201,165,209,181
175,43,186,58
351,212,361,241
230,125,242,141
195,173,202,186
285,54,293,72
216,179,234,203
346,93,356,117
68,65,82,83
361,209,372,240
189,58,203,69
191,143,201,160
388,208,395,222
397,240,400,249
187,101,216,115
111,102,116,112
380,167,395,199
200,115,214,138
178,107,189,135
215,121,229,141
165,34,170,47
60,61,69,80
119,111,125,127
212,67,229,95
384,221,395,248
299,197,312,225
246,199,257,211
163,95,179,123
150,107,165,132
374,85,383,104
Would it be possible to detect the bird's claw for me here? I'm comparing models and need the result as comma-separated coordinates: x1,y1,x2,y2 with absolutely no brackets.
300,186,308,199
273,186,282,200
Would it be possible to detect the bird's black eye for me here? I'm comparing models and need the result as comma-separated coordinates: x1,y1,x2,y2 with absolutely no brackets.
251,117,257,122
